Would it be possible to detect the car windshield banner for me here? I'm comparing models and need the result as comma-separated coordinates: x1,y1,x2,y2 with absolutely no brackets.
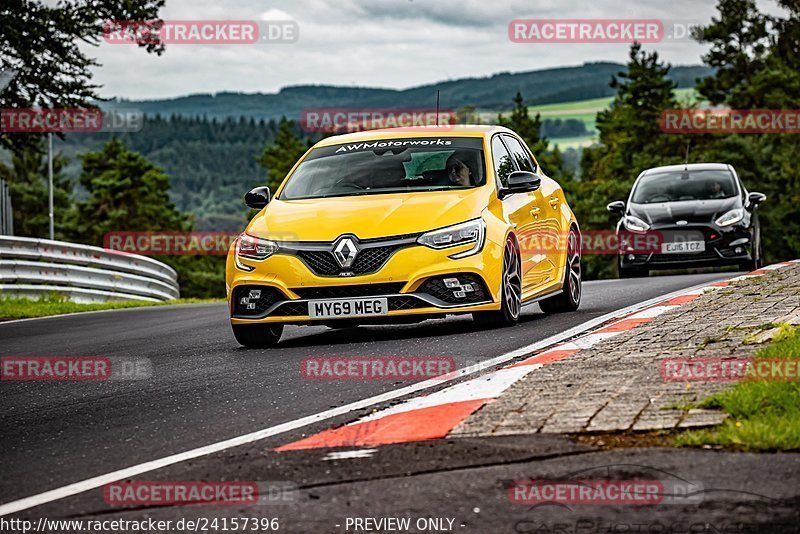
305,137,484,160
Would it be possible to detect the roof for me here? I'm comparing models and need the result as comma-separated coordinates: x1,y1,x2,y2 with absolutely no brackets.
313,124,512,147
642,163,732,175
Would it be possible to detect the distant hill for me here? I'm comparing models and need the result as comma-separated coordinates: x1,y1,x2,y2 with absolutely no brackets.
106,62,713,121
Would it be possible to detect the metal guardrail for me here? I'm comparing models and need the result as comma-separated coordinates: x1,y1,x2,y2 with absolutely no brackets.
0,236,179,303
0,178,12,236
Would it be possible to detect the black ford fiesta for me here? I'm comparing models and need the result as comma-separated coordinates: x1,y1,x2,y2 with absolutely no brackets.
607,163,766,278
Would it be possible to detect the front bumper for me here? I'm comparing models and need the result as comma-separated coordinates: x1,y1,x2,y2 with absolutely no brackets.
619,225,754,270
226,238,504,324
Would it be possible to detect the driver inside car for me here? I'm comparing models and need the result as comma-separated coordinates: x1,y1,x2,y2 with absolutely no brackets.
446,155,472,186
706,179,727,199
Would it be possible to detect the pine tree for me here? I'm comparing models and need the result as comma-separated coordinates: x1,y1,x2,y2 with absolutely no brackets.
66,138,190,245
255,118,308,192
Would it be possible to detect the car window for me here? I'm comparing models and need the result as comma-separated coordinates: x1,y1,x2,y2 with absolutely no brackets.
279,137,485,200
502,135,536,173
631,169,738,203
491,136,516,188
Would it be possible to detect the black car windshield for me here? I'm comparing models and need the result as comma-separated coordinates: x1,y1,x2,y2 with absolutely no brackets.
631,169,738,204
279,137,485,200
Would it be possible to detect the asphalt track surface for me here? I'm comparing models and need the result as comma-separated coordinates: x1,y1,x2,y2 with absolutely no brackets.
7,270,797,533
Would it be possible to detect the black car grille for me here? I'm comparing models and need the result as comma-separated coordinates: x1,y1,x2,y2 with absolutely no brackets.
292,283,406,300
649,250,719,264
296,244,406,276
232,286,286,317
417,273,490,305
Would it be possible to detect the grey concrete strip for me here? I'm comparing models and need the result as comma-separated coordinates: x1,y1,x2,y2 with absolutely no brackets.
452,264,800,437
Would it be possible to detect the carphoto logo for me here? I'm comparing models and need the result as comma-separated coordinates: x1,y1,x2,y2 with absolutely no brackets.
0,108,143,133
516,230,663,255
103,20,298,45
301,356,456,381
661,109,800,134
300,108,457,133
0,356,152,381
660,357,800,382
509,19,663,43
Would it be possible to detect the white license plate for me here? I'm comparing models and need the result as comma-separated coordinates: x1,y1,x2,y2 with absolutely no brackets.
307,298,389,319
661,241,706,254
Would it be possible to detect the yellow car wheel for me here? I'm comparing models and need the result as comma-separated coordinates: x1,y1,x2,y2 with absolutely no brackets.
473,236,521,327
540,227,582,313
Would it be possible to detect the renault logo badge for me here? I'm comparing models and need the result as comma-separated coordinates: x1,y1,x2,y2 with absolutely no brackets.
332,236,359,268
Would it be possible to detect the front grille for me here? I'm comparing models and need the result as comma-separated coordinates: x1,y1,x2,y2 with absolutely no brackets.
649,250,719,264
292,283,406,300
351,245,405,274
417,273,490,304
296,251,341,276
233,286,285,317
390,296,428,311
272,301,309,316
296,244,406,276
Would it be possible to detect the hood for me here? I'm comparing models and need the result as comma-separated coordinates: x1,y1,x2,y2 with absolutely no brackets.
247,188,489,241
628,197,740,226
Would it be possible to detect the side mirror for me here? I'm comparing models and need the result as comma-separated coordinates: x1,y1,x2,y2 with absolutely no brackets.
245,186,271,209
499,171,541,198
606,200,626,214
747,192,766,209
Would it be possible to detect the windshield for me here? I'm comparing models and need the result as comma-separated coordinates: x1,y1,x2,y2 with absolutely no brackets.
631,169,738,204
279,137,485,200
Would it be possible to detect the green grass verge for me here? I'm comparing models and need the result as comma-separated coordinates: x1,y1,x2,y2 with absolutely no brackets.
676,324,800,451
0,294,224,320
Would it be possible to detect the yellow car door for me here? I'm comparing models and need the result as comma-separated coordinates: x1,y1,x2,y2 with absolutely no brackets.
502,135,563,294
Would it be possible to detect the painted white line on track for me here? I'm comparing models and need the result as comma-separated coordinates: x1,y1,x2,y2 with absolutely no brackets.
322,449,378,460
0,277,739,517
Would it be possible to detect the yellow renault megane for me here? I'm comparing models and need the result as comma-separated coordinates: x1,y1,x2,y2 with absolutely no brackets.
226,125,581,348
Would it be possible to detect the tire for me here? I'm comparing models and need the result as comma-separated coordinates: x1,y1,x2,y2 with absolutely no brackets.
540,228,582,313
473,237,522,328
739,239,763,272
232,323,284,348
619,266,649,278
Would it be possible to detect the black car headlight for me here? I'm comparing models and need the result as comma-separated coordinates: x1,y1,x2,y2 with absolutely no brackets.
715,208,745,227
622,215,650,233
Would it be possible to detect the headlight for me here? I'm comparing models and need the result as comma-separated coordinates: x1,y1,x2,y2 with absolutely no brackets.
623,215,650,232
715,208,745,227
234,233,278,271
417,219,486,259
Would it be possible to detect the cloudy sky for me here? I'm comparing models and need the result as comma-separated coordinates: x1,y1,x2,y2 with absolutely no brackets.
88,0,784,100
